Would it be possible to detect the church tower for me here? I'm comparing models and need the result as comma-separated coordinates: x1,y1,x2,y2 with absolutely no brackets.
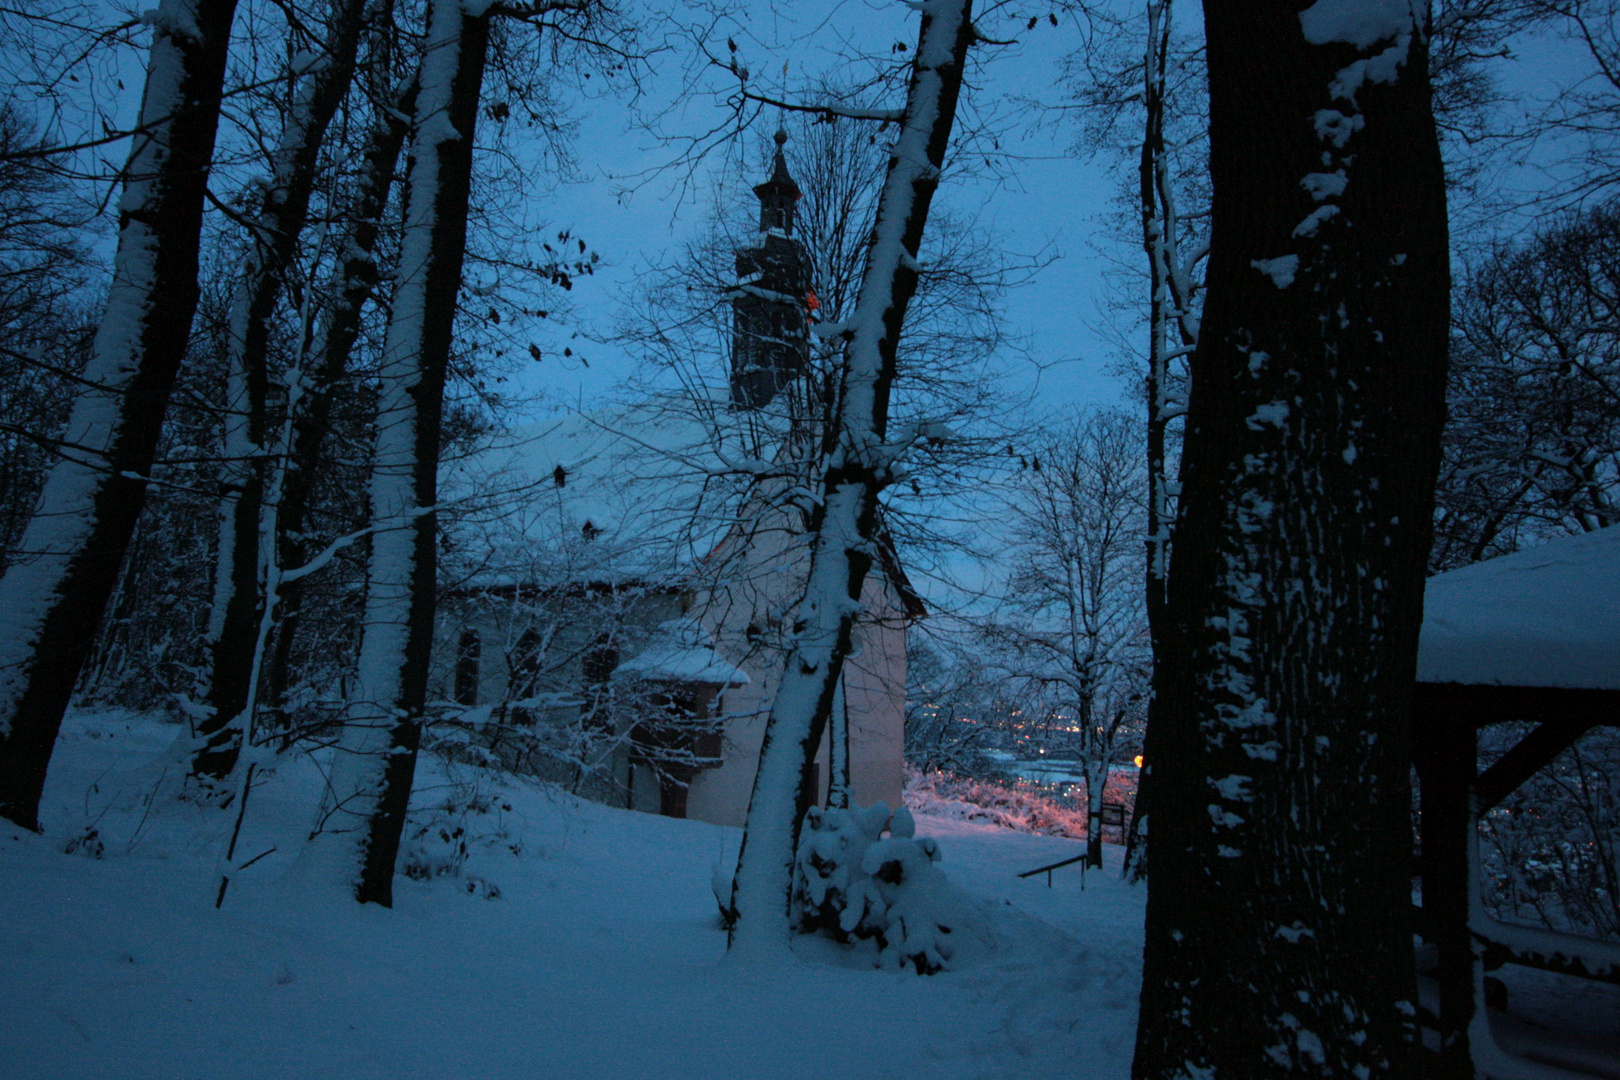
730,129,812,410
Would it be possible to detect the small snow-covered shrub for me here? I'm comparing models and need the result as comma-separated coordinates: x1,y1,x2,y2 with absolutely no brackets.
399,779,515,900
793,801,955,974
62,825,104,859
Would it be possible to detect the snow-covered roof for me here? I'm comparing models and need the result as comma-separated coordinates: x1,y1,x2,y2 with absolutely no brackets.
442,400,779,587
1416,525,1620,690
614,620,750,687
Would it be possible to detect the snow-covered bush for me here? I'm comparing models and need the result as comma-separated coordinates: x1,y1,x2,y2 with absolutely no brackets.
399,775,518,900
793,801,956,974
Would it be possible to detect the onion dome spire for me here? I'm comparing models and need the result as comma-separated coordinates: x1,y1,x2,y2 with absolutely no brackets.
754,128,801,234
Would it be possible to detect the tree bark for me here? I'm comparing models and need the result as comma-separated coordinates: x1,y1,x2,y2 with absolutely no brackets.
726,0,975,960
192,0,371,780
298,0,490,906
265,73,417,721
1132,3,1448,1077
0,0,239,830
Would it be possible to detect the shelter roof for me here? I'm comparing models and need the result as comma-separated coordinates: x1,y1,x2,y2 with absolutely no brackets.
1417,525,1620,690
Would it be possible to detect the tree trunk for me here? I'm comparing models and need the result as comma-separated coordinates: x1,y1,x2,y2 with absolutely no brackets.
265,73,418,722
298,0,490,906
1086,760,1109,869
193,0,371,780
1127,0,1197,882
0,0,239,831
827,672,850,809
726,0,975,960
1132,4,1448,1077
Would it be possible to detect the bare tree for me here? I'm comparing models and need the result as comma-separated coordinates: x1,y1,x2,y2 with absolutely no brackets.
298,0,633,907
988,408,1150,868
190,0,374,783
616,98,1019,822
0,0,240,832
0,103,98,569
723,0,978,960
1433,201,1620,569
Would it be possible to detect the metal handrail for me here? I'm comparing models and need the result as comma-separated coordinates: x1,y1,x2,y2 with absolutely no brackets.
1017,852,1088,887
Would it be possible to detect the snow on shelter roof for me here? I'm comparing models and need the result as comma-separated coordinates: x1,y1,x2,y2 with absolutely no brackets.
1416,525,1620,690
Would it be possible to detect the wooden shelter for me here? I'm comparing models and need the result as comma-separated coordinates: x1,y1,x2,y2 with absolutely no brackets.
1412,525,1620,1077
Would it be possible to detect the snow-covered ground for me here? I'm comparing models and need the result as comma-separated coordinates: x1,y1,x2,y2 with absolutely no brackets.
9,709,1617,1079
0,709,1144,1080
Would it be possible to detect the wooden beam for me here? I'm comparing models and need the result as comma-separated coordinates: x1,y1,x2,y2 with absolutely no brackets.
1474,715,1597,813
1475,917,1620,986
1412,682,1619,730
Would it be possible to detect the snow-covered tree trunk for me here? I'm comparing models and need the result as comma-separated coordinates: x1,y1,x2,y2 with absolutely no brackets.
726,0,975,960
192,0,370,781
1084,754,1112,867
298,0,491,906
265,74,418,719
827,674,850,810
1139,0,1183,648
1126,0,1201,880
0,0,239,831
1132,2,1448,1077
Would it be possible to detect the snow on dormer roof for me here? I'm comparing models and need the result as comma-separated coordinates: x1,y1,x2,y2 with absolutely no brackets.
614,618,750,688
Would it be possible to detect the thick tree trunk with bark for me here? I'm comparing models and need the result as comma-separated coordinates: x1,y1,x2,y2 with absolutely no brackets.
0,0,239,830
726,0,974,960
192,0,370,780
1132,3,1448,1077
298,0,490,906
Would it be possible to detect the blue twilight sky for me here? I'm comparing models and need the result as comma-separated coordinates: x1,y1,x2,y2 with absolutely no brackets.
499,0,1142,417
497,0,1604,420
31,0,1606,422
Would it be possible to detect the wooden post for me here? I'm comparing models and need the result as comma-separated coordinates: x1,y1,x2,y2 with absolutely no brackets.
1415,710,1479,1079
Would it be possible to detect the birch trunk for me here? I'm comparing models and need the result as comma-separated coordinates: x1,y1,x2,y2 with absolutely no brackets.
193,0,370,780
726,0,975,960
1132,3,1448,1076
298,0,490,906
0,0,239,830
1085,757,1110,868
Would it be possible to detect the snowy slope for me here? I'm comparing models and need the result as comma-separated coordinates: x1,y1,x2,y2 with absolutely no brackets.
0,710,1143,1080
